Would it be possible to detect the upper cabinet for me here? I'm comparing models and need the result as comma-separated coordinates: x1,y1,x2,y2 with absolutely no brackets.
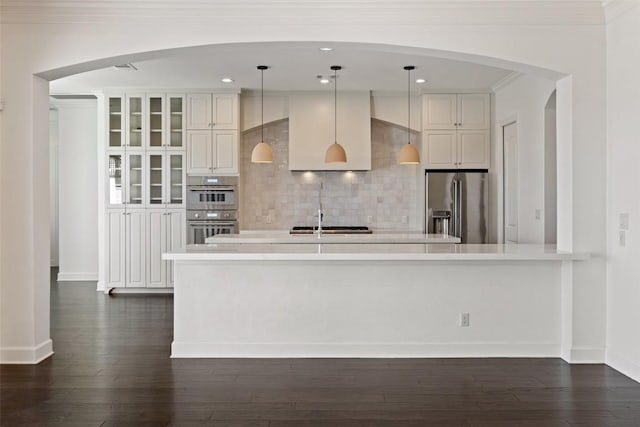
422,94,490,130
186,93,238,130
107,96,125,148
422,93,491,169
126,94,145,148
185,92,239,176
288,91,372,171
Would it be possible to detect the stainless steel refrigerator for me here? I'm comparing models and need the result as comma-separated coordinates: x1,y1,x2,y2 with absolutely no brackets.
425,170,489,243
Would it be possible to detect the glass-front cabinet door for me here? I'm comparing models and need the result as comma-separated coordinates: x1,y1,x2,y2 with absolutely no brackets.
126,153,144,205
127,95,144,148
108,96,124,148
107,153,124,206
168,95,185,149
148,95,164,149
148,154,164,206
168,154,184,206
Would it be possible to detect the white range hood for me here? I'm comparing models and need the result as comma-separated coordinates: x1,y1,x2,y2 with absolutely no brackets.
288,91,372,171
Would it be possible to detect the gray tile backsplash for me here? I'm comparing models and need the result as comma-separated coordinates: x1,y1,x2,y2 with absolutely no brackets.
239,119,418,230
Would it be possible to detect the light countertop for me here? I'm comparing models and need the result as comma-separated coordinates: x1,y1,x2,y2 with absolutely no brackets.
205,233,461,244
164,243,589,262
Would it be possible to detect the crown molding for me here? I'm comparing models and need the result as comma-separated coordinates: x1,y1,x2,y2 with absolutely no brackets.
604,0,640,23
491,72,524,92
1,1,607,26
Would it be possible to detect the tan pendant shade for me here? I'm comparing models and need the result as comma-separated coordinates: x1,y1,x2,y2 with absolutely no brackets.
251,141,273,163
398,143,420,164
325,65,347,164
399,65,420,165
251,65,273,164
325,142,347,163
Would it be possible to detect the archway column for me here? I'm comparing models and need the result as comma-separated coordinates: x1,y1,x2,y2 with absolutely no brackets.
0,71,53,363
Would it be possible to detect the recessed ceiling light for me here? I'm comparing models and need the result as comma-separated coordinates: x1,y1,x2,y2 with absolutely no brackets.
319,78,331,84
221,77,234,83
415,78,427,84
319,47,333,52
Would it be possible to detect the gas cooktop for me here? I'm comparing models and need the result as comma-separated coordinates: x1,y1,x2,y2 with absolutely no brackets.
289,226,372,234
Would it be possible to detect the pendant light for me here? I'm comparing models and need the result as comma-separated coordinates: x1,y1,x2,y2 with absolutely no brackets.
251,65,273,163
398,65,420,165
325,65,347,163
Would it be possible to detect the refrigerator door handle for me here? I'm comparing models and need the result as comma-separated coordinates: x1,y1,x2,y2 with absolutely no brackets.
452,179,458,237
457,178,463,240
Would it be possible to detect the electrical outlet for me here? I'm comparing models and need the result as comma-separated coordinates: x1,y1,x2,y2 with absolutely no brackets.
535,209,541,220
402,215,408,224
619,230,626,247
367,215,373,224
265,215,272,224
620,213,629,230
460,312,470,327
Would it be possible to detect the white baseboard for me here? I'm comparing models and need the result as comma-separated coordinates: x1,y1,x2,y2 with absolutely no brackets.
563,346,606,363
171,342,560,358
0,339,54,364
607,351,640,384
57,272,98,282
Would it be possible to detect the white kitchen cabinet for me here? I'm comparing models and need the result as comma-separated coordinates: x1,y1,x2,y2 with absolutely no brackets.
186,130,238,175
106,208,146,288
147,94,165,149
423,129,490,169
167,94,186,149
147,209,185,288
126,94,145,148
107,96,125,149
186,93,238,130
146,152,185,207
106,152,146,207
423,93,490,130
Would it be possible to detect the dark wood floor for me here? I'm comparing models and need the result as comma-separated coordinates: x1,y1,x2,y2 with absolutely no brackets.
1,270,640,426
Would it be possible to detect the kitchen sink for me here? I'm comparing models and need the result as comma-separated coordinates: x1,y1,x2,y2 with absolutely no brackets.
290,226,372,234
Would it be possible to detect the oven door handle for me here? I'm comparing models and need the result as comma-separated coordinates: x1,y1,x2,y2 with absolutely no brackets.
188,221,238,226
187,186,236,192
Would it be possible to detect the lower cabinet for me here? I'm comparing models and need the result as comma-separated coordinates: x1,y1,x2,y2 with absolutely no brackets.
106,208,146,288
147,209,186,288
106,208,185,289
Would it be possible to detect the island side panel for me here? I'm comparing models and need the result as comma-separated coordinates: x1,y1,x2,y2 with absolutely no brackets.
172,260,561,358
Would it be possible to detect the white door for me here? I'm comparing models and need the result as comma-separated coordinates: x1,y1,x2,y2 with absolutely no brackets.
166,210,185,288
126,209,146,287
146,210,167,288
212,131,237,174
107,209,126,288
186,93,212,130
187,131,212,175
422,130,456,168
503,122,518,244
211,94,237,129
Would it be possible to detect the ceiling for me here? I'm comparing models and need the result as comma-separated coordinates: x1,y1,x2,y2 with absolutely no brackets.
50,42,514,94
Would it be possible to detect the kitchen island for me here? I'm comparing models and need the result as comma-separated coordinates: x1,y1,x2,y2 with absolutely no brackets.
164,243,588,359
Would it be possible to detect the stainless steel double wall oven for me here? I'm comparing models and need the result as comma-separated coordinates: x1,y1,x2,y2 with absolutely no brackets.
186,176,238,244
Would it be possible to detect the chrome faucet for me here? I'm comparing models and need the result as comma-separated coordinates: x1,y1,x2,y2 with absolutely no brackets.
317,181,324,238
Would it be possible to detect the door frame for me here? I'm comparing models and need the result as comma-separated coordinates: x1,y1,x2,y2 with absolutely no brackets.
494,114,518,244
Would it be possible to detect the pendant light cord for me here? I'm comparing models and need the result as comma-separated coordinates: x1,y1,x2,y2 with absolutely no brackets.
407,67,411,145
261,67,264,143
334,67,338,144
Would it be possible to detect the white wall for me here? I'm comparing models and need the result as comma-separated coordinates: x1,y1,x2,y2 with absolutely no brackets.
606,3,640,382
51,99,99,282
0,1,608,363
493,74,557,243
